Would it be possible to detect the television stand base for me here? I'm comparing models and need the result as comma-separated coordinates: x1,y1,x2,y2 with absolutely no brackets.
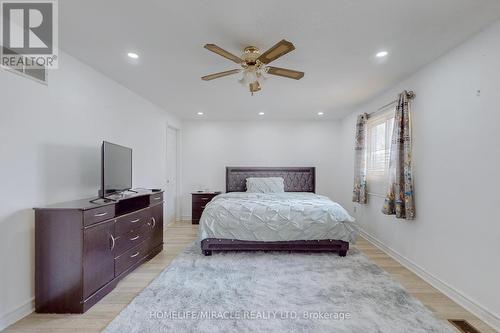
89,197,118,204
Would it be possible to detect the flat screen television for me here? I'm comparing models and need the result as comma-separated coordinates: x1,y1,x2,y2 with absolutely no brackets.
101,141,132,196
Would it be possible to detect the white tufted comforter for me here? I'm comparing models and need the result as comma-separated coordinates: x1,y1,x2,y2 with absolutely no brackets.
199,192,359,243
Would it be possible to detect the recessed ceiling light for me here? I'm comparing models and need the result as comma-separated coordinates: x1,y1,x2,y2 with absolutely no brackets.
376,51,389,58
197,112,204,116
258,112,265,116
127,52,139,59
317,112,324,116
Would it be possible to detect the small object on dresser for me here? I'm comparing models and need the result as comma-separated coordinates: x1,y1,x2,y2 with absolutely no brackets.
191,191,221,225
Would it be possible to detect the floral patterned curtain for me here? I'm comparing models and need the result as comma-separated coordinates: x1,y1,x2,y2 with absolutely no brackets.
352,113,368,204
382,91,415,219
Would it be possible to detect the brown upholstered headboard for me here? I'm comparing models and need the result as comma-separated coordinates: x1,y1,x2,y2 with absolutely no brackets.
226,167,316,193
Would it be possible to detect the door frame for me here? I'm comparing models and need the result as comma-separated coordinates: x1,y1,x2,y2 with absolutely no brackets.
166,122,181,224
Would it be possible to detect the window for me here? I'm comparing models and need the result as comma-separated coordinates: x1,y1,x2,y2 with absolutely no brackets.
366,104,395,195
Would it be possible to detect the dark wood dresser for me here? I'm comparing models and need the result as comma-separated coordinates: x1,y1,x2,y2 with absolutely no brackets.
34,190,164,313
191,192,221,224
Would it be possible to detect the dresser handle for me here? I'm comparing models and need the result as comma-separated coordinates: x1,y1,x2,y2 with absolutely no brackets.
130,218,140,223
201,205,206,209
130,252,140,258
153,196,162,200
110,234,116,251
201,197,209,200
94,212,108,217
151,217,156,228
130,235,140,241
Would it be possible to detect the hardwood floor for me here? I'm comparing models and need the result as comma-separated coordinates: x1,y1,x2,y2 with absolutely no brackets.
4,221,495,333
356,238,495,333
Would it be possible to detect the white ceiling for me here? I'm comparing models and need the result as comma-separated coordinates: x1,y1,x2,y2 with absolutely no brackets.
59,0,500,120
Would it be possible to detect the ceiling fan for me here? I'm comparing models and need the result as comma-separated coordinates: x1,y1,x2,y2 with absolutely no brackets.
201,39,304,95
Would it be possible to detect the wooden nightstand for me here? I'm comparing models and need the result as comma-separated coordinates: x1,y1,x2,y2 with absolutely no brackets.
191,192,221,225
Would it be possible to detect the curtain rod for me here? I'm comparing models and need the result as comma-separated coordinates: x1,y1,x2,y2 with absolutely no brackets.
371,91,416,115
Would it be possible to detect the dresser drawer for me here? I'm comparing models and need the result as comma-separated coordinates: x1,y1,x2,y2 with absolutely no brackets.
113,223,152,257
83,205,115,226
115,208,150,236
150,193,163,205
114,240,150,277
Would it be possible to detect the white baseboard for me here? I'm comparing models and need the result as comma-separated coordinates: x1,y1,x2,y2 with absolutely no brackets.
0,297,34,331
359,229,500,332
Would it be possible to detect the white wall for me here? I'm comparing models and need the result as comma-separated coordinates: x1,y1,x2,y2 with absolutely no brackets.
338,20,500,329
181,120,342,219
2,16,499,333
0,52,180,329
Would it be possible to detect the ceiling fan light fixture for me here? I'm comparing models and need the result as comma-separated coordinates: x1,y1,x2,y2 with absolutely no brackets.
127,52,139,59
239,67,267,94
201,40,304,95
376,50,389,58
247,70,258,84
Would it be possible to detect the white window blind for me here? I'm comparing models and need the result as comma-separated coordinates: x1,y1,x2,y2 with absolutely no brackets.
366,104,395,195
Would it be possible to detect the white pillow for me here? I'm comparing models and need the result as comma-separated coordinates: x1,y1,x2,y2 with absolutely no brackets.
246,177,285,193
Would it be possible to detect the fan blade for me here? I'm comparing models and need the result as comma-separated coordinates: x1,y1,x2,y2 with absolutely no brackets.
266,66,304,80
257,39,295,64
249,81,261,93
204,44,243,64
201,69,241,81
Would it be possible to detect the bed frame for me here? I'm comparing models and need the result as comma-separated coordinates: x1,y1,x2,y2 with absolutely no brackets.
201,167,349,257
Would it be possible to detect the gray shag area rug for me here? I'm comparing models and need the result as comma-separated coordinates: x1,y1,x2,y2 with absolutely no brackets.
103,243,455,333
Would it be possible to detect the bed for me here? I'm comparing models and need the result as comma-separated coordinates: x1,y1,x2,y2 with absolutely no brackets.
199,167,358,256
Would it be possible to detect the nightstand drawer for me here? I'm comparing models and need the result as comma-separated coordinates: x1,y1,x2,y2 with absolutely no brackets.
192,201,208,210
192,208,204,220
192,195,217,204
191,192,220,225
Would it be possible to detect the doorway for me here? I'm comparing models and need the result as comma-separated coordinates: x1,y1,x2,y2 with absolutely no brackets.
166,124,180,226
